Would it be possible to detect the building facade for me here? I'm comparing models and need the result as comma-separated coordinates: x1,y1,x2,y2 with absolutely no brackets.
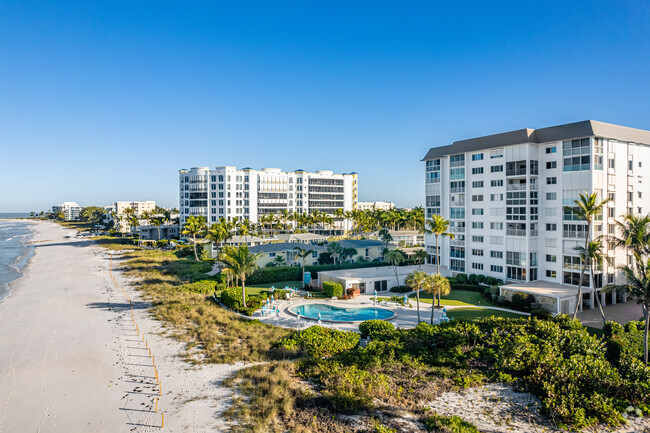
423,120,650,289
114,201,156,216
52,202,82,220
178,167,358,225
357,201,395,211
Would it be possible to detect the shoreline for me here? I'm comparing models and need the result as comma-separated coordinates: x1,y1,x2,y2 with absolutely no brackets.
0,219,38,303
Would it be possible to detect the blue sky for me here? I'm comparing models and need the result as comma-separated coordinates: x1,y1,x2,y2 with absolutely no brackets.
1,1,649,212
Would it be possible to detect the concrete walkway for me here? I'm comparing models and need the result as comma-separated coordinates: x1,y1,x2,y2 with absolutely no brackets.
577,300,644,329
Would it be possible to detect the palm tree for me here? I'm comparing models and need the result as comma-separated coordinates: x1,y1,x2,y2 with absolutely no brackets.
424,274,450,322
150,216,164,241
327,242,343,265
612,214,650,265
384,249,406,287
424,215,455,307
405,270,428,323
271,256,286,267
206,221,230,260
237,219,252,243
182,215,207,261
128,215,140,237
564,192,610,318
575,239,607,326
606,258,650,364
294,246,314,289
413,249,428,270
378,228,393,244
217,245,261,308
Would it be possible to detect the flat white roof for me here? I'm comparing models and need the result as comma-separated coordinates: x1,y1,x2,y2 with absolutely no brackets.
319,264,449,281
502,280,594,299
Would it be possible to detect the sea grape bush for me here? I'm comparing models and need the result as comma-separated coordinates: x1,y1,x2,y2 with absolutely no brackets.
358,320,394,339
279,326,360,357
322,281,344,298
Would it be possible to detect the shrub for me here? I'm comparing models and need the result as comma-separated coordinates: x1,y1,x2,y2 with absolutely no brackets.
467,274,478,284
279,326,360,357
476,274,486,284
180,279,218,294
424,414,479,433
323,281,344,298
603,320,645,365
485,276,496,286
221,287,245,309
156,239,169,248
511,292,535,311
246,266,302,285
456,273,467,284
359,320,395,339
269,288,288,300
389,285,411,293
531,309,552,320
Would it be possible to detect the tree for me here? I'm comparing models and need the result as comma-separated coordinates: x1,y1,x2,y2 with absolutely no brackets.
424,215,454,307
405,270,427,323
79,206,105,228
271,256,286,267
150,216,164,241
612,214,650,265
327,242,343,265
412,249,428,270
206,220,231,261
564,192,609,318
182,216,207,261
575,238,606,326
384,249,406,287
293,246,314,289
606,258,650,364
378,228,393,244
341,247,357,263
423,274,450,322
217,245,260,308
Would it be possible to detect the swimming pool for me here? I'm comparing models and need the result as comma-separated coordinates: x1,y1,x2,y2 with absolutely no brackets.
289,303,394,322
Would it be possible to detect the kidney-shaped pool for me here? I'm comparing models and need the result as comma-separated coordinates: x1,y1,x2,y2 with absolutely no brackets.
289,303,394,322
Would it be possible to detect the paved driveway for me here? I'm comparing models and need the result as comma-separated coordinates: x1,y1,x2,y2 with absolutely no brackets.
578,300,644,329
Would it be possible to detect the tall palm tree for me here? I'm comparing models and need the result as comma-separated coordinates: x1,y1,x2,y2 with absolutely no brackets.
424,215,455,307
182,215,207,261
385,249,406,287
217,245,260,308
612,214,650,265
327,242,343,265
293,246,314,289
413,249,428,270
151,216,164,241
575,238,606,326
606,258,650,364
564,192,610,318
405,270,427,323
206,221,230,260
424,274,451,322
237,218,252,243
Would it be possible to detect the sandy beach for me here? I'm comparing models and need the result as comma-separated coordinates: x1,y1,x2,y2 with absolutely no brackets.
0,221,245,433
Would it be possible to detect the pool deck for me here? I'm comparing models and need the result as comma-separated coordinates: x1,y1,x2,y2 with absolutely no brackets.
253,291,528,332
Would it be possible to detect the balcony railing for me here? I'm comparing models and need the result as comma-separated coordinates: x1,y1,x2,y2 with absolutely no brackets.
563,231,588,239
506,183,527,191
530,230,539,236
450,187,465,194
451,226,465,233
506,169,527,177
450,239,465,246
506,229,526,236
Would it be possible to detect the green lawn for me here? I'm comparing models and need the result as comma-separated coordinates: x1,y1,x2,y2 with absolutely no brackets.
409,290,496,307
447,307,528,320
216,281,303,298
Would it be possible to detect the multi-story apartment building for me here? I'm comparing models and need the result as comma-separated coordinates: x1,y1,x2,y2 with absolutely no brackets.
178,167,358,226
357,201,395,211
114,201,156,216
52,202,82,220
423,120,650,292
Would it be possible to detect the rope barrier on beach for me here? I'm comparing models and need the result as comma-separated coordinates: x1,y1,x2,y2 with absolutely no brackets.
110,253,164,429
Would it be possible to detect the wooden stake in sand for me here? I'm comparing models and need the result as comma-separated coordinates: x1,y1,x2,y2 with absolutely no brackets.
161,412,164,428
149,347,152,358
155,397,158,413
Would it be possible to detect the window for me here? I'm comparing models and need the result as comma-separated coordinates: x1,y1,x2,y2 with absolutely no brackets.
472,208,484,215
546,192,557,200
546,146,557,154
472,195,483,202
450,208,465,219
472,167,484,175
489,236,504,245
546,224,557,231
472,153,484,161
490,150,503,158
426,159,441,171
491,180,504,187
546,161,557,169
546,270,557,278
472,249,484,256
472,181,484,188
546,177,557,185
629,160,634,170
472,236,484,243
490,251,503,258
450,167,465,180
491,265,503,273
546,254,557,262
564,155,590,172
472,222,484,229
450,154,465,167
426,171,441,183
491,165,504,173
472,263,484,270
490,222,503,230
608,158,615,169
608,208,615,218
545,238,556,248
490,193,503,201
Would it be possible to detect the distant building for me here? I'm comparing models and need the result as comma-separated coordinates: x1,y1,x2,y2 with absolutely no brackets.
178,167,358,227
52,202,82,221
137,224,179,241
388,230,425,247
247,242,326,267
356,201,395,211
114,201,156,216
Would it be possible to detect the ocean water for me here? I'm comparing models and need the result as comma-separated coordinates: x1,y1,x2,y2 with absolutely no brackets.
0,220,36,302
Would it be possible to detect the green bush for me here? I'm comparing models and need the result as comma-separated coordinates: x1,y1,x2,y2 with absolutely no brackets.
531,309,552,320
424,414,479,433
323,281,344,297
389,285,411,293
179,279,218,294
220,287,263,316
269,288,288,300
456,273,467,284
603,320,645,366
511,292,535,311
156,239,169,248
485,276,496,286
467,274,478,284
359,320,395,339
279,326,360,357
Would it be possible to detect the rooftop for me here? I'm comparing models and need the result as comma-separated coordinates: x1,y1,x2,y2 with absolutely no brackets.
502,280,594,298
337,239,385,249
248,242,326,254
423,120,650,160
319,264,446,281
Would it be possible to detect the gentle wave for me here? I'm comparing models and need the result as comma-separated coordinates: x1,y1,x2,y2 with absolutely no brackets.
0,221,36,302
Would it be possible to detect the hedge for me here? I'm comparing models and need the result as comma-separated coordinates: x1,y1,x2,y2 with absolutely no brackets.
220,287,262,316
359,320,394,339
323,281,343,298
179,279,220,294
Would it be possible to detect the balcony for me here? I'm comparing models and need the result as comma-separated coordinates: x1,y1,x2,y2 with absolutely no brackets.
450,200,466,206
451,226,465,233
506,229,526,236
563,231,588,239
530,230,539,237
450,187,465,194
506,183,528,191
450,239,465,247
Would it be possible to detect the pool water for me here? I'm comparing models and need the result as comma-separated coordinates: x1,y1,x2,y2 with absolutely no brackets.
289,303,394,322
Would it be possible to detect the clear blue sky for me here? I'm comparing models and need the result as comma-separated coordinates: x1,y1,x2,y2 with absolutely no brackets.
1,1,649,212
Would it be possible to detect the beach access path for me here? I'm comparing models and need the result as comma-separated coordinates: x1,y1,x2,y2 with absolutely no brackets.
0,221,243,432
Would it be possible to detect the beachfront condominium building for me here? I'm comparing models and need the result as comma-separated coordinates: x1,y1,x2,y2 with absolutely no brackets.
178,167,358,225
52,202,82,220
357,201,395,211
114,201,156,216
423,120,650,289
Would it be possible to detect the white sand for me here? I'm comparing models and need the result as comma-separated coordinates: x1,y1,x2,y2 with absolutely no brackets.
0,221,248,433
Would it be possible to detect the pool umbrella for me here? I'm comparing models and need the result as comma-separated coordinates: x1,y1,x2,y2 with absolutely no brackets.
374,289,377,301
403,294,408,305
318,312,322,325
